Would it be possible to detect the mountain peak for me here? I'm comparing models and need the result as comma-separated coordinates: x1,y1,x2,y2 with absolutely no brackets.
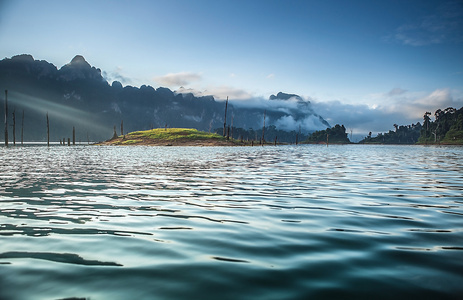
11,54,35,62
269,92,303,102
69,55,90,67
60,55,103,81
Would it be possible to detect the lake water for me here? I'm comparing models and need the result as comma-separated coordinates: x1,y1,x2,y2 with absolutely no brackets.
0,144,462,300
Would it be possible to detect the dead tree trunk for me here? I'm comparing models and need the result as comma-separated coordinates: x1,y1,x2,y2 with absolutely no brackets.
4,90,8,146
261,110,266,145
21,110,24,145
68,138,70,146
121,120,124,136
72,126,75,145
223,96,228,137
112,125,118,139
230,114,234,140
12,109,16,145
46,112,50,147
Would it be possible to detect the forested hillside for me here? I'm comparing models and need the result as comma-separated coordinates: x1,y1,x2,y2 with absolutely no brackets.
359,107,463,144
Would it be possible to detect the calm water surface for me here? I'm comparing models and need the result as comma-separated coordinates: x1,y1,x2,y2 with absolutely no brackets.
0,145,462,299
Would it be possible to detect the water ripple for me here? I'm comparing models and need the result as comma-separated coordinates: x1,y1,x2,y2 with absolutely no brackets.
1,145,462,299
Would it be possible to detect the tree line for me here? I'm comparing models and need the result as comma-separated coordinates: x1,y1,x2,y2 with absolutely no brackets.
359,106,463,144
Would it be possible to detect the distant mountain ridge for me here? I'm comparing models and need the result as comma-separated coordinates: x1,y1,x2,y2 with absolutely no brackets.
0,54,330,142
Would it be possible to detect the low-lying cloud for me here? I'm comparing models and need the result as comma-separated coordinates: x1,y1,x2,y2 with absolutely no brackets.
176,85,254,101
176,83,462,137
312,88,463,135
229,95,328,132
102,67,132,85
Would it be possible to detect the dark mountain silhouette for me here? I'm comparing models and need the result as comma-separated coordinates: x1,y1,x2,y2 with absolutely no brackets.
0,54,330,142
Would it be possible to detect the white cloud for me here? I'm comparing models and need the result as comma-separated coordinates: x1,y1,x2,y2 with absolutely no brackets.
205,85,254,100
394,88,462,119
154,72,202,87
175,86,204,96
230,95,304,110
274,115,327,132
175,85,254,101
266,73,275,79
102,66,132,85
413,88,452,107
312,88,463,135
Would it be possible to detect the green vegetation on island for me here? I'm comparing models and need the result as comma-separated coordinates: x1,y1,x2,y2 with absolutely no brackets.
418,107,463,144
304,124,350,144
359,106,463,145
359,123,422,144
98,128,238,146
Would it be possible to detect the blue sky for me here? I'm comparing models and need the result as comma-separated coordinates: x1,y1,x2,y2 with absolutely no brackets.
1,0,462,136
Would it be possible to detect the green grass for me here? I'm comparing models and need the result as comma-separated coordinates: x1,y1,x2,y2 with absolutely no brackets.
121,139,142,145
127,128,225,141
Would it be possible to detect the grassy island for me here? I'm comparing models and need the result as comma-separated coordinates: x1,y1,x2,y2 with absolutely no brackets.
97,128,242,146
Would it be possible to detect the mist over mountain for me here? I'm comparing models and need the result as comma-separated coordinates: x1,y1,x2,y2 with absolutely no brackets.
0,55,330,142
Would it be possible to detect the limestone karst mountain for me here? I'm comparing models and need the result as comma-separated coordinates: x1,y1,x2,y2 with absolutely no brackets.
0,55,330,142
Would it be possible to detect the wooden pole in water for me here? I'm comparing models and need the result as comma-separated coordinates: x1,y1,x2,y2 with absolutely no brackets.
121,120,124,136
223,96,228,137
68,138,70,146
327,133,329,147
21,110,24,145
46,112,49,147
4,90,8,146
230,114,234,140
72,126,75,145
295,133,298,145
12,109,16,145
261,110,266,145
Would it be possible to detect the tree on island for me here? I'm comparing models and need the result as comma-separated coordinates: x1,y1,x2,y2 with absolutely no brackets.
360,123,422,144
418,107,463,144
305,124,350,144
360,106,463,145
